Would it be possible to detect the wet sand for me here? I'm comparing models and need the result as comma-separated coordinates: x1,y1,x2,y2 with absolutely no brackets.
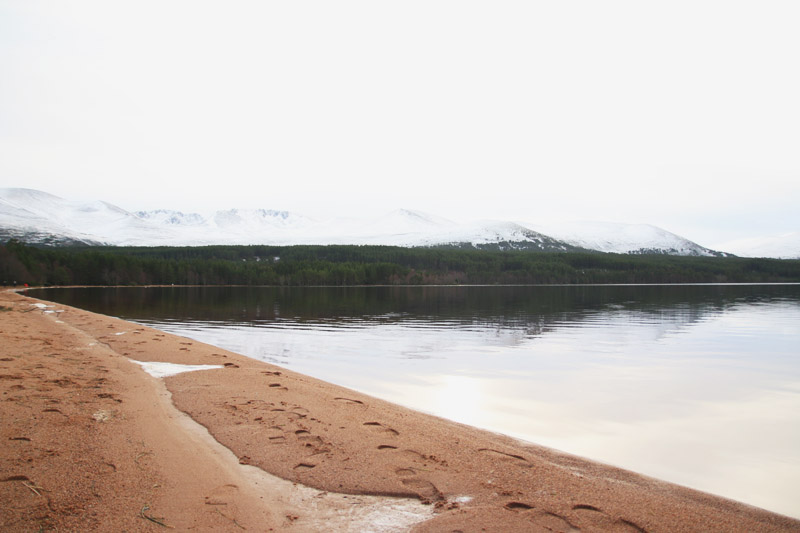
2,289,799,532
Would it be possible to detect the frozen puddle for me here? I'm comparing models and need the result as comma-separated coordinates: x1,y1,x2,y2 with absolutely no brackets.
131,360,224,378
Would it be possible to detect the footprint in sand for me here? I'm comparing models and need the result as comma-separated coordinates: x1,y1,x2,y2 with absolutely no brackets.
478,448,532,467
363,421,400,436
504,502,534,510
533,511,580,532
396,449,446,467
334,397,365,405
294,429,326,450
571,503,611,528
618,519,649,533
399,449,445,466
275,410,304,421
573,504,604,513
400,478,443,504
503,504,584,533
205,483,240,506
392,461,443,504
568,504,648,532
96,392,122,403
2,475,31,482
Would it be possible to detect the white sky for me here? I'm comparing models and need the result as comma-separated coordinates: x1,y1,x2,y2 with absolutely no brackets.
1,1,798,248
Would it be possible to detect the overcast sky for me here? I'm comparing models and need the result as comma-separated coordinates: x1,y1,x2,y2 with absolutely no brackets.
1,1,798,248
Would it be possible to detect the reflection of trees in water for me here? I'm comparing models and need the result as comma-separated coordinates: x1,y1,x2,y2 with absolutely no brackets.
33,285,800,340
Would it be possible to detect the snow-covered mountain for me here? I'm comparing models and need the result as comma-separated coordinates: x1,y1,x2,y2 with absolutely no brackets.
0,188,132,245
530,221,724,257
1,188,730,256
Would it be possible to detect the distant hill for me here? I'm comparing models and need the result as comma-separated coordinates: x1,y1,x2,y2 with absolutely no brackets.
2,187,727,256
714,233,800,260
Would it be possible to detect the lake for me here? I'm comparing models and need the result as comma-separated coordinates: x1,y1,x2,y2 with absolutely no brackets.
33,284,800,518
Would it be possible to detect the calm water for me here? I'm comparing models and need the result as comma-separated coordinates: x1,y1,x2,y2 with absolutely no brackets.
34,285,800,518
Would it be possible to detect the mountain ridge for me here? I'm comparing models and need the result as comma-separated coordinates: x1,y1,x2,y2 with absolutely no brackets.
0,187,743,257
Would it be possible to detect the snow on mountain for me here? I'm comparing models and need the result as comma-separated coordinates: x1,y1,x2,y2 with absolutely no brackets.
431,220,575,251
366,209,456,237
135,210,205,227
0,188,736,256
714,232,800,259
530,221,724,257
211,209,311,231
318,209,458,246
202,209,317,246
0,189,189,246
1,188,112,245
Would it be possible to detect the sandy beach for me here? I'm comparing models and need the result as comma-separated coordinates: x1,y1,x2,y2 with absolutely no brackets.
2,289,799,532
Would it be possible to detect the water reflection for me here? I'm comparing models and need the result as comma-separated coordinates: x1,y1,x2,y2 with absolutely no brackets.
34,284,800,517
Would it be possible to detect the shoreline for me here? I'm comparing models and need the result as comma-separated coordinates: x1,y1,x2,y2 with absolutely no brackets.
2,289,799,532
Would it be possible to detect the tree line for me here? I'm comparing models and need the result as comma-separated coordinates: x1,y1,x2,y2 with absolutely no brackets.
2,239,799,287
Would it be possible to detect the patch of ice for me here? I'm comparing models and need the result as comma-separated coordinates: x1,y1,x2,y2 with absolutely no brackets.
92,409,114,422
114,331,126,336
131,360,224,378
339,498,434,532
31,303,50,308
294,493,433,532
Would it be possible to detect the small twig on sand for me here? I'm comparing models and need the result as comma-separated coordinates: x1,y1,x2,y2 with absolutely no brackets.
215,508,246,530
140,504,174,528
22,480,43,496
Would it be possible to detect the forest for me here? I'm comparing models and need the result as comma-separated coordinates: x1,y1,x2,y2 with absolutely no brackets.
2,239,799,287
